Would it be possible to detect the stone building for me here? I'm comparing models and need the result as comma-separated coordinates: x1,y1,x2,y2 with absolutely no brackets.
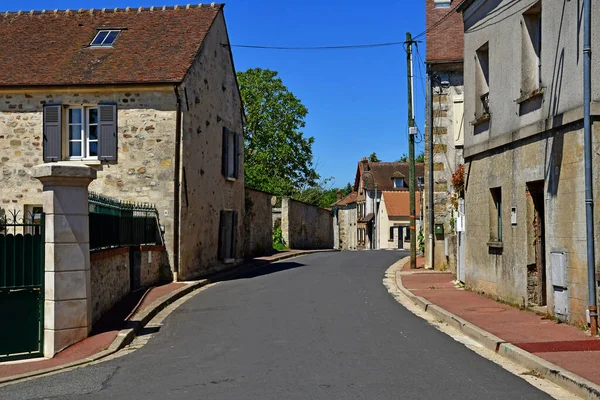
332,191,358,251
457,0,600,324
378,191,422,250
424,0,466,272
353,158,424,250
0,5,244,281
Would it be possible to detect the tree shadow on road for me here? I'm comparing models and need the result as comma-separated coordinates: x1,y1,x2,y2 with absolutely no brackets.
210,261,306,282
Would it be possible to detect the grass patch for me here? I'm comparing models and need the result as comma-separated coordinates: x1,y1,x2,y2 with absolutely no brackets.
273,242,288,252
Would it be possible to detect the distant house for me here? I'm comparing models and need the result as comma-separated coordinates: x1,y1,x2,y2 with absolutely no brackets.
352,158,424,250
332,191,358,250
0,4,244,280
378,191,421,250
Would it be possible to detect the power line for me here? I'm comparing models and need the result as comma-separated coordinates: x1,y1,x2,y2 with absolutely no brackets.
226,41,406,50
413,0,468,40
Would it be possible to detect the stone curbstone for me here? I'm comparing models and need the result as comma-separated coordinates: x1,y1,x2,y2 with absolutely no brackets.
389,256,600,400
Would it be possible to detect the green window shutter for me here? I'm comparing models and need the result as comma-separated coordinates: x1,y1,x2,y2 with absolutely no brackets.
222,127,229,177
43,104,62,162
233,132,240,179
231,211,238,259
218,210,226,261
98,104,118,161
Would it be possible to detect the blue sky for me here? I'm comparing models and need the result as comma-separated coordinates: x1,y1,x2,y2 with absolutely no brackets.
8,0,427,188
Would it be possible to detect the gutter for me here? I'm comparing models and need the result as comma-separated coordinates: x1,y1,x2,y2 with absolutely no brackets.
173,85,182,280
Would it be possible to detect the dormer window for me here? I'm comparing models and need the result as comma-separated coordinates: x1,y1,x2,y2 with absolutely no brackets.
90,30,121,47
394,178,405,188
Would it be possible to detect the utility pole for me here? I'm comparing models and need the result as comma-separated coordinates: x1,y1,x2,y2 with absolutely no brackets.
406,32,416,269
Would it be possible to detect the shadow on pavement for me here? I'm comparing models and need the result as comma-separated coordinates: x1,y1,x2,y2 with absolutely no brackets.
212,261,306,282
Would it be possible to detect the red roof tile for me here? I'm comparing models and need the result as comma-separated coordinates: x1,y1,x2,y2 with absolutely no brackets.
383,191,421,217
334,191,358,206
355,161,425,191
0,5,222,87
426,0,464,63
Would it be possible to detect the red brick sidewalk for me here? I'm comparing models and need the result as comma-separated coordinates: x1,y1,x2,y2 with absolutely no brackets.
0,282,185,379
399,269,600,386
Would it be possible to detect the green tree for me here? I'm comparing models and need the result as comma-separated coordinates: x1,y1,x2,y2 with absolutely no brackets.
397,153,408,162
238,68,319,196
368,152,381,162
397,151,424,163
341,182,353,197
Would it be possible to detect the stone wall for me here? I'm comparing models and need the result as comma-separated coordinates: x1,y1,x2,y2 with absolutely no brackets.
139,245,170,288
90,248,130,325
0,89,178,271
282,198,333,250
177,11,245,279
424,67,464,270
244,188,274,259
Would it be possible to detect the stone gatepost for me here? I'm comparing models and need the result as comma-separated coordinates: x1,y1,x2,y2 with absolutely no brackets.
32,163,96,358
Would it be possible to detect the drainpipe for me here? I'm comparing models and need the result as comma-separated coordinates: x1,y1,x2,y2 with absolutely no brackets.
583,0,598,335
173,86,182,281
427,70,435,270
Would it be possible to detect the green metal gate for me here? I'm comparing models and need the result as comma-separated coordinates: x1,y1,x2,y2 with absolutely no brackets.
0,211,44,361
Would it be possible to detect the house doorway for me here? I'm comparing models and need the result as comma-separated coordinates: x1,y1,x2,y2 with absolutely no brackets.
526,181,546,307
397,227,404,249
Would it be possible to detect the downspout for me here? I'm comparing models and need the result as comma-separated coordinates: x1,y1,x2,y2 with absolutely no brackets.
583,0,598,335
427,69,435,270
173,86,182,281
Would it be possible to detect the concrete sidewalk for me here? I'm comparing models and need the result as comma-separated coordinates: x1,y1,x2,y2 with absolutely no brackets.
0,249,332,384
396,261,600,398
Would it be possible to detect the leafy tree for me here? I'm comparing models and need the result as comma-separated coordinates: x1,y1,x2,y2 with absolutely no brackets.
368,152,381,162
238,68,319,196
341,182,353,197
397,151,424,163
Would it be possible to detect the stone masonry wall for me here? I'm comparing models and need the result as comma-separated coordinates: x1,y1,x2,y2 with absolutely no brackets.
424,68,464,270
90,248,130,325
177,11,245,279
338,205,357,250
244,188,274,259
465,121,600,325
0,89,178,270
282,198,334,250
139,245,170,288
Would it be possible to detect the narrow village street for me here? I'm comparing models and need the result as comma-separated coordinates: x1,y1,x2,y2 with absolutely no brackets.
0,251,552,399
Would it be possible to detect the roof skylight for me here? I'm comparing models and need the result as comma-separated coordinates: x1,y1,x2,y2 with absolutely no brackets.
90,30,121,47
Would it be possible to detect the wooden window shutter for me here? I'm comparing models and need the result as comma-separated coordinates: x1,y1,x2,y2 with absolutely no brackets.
218,210,226,261
98,104,118,161
222,127,229,177
233,132,240,179
231,211,238,259
43,104,62,162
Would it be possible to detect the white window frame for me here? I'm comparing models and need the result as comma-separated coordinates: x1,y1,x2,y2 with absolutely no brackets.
90,30,121,47
66,106,99,160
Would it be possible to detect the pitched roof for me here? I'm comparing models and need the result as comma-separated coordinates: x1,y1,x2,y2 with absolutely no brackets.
355,161,425,191
426,0,464,63
333,191,358,206
383,191,421,218
0,5,222,87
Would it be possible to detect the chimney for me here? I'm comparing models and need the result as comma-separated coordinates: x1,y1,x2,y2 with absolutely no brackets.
337,189,342,201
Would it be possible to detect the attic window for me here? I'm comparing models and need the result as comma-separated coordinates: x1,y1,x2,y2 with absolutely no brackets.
90,30,121,47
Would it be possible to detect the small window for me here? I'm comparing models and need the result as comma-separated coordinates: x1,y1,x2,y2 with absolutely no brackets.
90,30,121,47
393,178,405,188
490,187,502,242
389,227,394,241
67,106,99,159
404,227,410,241
417,176,425,186
475,43,490,118
521,2,542,95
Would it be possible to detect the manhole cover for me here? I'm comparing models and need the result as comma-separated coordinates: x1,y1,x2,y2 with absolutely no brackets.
465,307,506,313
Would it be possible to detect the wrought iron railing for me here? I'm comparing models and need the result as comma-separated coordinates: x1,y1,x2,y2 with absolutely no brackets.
88,192,162,251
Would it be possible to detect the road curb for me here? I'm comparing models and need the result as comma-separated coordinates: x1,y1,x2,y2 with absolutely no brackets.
387,257,600,400
0,249,335,386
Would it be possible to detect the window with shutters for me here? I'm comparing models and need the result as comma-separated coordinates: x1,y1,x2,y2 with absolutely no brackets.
43,104,117,163
222,127,240,180
218,210,238,263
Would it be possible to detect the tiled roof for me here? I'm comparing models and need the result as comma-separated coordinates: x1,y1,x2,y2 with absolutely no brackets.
0,5,222,87
358,161,424,191
334,191,358,206
426,0,464,63
383,191,421,218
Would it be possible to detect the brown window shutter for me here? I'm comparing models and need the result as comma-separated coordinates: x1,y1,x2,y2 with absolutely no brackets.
222,127,229,177
43,104,62,162
98,104,118,161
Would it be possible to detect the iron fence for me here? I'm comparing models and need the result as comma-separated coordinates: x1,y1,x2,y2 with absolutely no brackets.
88,192,162,251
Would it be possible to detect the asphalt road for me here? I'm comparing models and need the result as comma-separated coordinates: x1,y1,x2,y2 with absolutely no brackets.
0,251,551,399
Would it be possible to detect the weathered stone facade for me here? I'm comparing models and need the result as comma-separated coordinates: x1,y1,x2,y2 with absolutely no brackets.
337,204,357,250
244,188,274,259
90,248,130,325
281,198,334,250
177,12,245,279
